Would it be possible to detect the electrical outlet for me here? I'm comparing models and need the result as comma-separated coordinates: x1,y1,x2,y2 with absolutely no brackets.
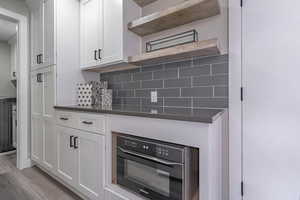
151,91,157,103
151,109,158,114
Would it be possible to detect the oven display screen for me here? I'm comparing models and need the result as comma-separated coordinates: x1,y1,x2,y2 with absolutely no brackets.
125,159,170,197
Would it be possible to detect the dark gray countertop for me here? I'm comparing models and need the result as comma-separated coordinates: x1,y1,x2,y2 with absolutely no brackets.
54,105,224,123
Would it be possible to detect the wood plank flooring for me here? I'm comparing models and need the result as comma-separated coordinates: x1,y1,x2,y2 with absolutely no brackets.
0,154,83,200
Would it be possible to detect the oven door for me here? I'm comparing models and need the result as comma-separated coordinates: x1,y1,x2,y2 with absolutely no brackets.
117,147,184,200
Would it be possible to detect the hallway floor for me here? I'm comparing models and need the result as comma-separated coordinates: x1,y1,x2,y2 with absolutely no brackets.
0,153,82,200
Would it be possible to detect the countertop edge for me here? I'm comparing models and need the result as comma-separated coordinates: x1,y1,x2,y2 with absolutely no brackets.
54,106,225,124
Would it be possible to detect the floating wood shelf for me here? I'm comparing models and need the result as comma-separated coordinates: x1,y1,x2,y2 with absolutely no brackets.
128,39,220,66
133,0,158,7
128,0,220,36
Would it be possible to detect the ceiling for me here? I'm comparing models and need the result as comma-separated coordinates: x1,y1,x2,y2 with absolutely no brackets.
0,18,17,42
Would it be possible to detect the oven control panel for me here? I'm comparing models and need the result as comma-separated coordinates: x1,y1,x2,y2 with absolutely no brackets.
118,135,184,163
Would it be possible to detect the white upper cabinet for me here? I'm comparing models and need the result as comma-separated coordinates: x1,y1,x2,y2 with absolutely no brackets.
80,0,141,70
43,0,55,67
30,0,55,70
80,0,103,69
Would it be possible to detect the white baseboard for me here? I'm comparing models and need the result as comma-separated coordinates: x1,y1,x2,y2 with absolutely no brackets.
0,150,16,156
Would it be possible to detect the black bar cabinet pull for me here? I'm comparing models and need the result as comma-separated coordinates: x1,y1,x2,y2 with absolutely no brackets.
74,137,79,149
37,55,39,64
40,54,43,64
82,121,93,125
94,50,97,60
98,49,102,60
70,136,74,148
60,117,69,121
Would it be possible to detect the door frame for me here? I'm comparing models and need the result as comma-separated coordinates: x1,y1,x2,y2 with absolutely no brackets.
229,0,243,199
0,7,30,169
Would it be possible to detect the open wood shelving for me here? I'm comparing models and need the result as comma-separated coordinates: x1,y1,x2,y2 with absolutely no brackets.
128,39,220,66
128,0,220,36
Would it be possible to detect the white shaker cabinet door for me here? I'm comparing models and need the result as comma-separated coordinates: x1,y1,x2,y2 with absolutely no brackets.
101,0,123,66
57,126,78,186
31,71,43,163
42,68,56,171
76,131,104,200
43,119,56,171
31,116,43,163
80,0,103,69
43,0,55,67
30,8,40,68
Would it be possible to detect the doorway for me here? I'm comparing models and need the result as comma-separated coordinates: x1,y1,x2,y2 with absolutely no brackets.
0,7,29,170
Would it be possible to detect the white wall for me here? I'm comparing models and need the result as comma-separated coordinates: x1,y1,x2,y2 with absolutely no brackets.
142,0,228,54
0,42,16,97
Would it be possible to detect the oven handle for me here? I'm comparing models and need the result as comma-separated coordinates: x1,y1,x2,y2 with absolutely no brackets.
118,147,183,166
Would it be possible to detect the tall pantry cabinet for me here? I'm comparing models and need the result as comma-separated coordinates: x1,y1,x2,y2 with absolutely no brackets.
29,0,85,173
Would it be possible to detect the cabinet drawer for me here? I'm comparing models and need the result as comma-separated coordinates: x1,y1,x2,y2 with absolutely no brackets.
77,113,105,134
56,111,77,128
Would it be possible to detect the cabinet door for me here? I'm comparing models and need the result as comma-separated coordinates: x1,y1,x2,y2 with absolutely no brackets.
42,67,56,171
37,1,44,65
76,131,104,200
43,0,55,67
80,0,102,69
102,0,123,65
57,126,78,186
31,117,43,162
31,72,43,162
30,8,39,68
31,1,44,69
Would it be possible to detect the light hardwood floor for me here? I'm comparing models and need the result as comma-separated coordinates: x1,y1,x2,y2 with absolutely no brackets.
0,153,83,200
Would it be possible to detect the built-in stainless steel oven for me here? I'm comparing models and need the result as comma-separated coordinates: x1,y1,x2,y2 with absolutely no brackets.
112,132,199,200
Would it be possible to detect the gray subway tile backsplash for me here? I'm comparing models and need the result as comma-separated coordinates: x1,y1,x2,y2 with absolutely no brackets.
193,75,228,87
181,87,213,97
141,98,163,107
214,86,228,97
193,98,228,108
164,78,191,88
133,71,153,81
212,63,229,74
122,81,141,89
179,65,211,77
142,80,164,89
153,69,178,80
164,98,192,108
100,54,229,110
135,89,152,97
157,88,180,97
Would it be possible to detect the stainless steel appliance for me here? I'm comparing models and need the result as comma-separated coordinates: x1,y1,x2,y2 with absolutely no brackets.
112,132,199,200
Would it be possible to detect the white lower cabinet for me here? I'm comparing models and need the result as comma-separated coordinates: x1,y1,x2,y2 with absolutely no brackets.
77,129,104,200
57,126,78,186
31,66,57,173
43,118,57,170
31,116,43,162
56,125,105,200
